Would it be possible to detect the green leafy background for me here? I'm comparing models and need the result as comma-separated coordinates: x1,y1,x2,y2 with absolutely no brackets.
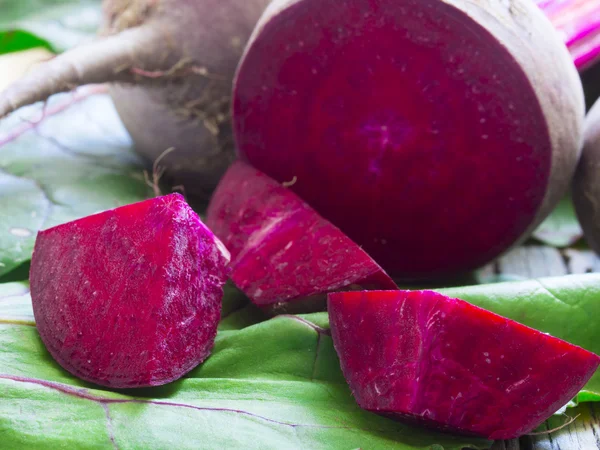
1,274,599,448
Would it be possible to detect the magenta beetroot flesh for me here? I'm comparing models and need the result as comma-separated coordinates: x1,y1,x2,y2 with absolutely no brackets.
234,0,584,279
328,290,600,439
30,193,230,388
206,160,396,311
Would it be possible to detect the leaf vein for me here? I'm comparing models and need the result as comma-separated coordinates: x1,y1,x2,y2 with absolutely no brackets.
0,374,369,431
0,86,107,148
101,403,119,450
536,280,586,315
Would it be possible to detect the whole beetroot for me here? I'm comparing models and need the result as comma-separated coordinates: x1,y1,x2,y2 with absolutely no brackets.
233,0,585,280
573,99,600,253
0,0,270,195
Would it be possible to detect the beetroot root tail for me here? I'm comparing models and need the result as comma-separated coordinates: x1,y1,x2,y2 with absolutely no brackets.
0,25,163,118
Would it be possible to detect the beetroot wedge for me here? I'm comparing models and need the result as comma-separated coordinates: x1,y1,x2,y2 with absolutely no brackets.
30,193,230,388
328,290,600,439
207,161,396,312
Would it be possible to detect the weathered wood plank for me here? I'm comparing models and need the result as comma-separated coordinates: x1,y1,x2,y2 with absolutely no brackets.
563,249,600,274
527,403,600,450
497,246,567,279
490,438,522,449
486,403,600,450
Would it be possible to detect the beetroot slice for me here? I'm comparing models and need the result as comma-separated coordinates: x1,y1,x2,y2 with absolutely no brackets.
30,193,230,388
233,0,584,280
328,290,600,439
206,161,396,312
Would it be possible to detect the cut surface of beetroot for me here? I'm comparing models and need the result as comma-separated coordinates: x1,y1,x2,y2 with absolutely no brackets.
30,193,230,388
233,0,583,279
206,161,396,312
328,290,600,439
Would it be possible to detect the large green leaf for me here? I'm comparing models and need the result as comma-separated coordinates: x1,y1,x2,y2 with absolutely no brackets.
0,87,153,278
0,0,101,54
440,274,600,402
531,196,583,248
0,284,488,450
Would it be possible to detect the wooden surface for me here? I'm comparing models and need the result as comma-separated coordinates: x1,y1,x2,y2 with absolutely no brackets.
479,245,600,450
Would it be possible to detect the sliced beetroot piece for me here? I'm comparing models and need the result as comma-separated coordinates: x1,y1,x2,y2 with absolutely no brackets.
206,160,397,312
233,0,585,280
30,193,230,388
328,290,600,440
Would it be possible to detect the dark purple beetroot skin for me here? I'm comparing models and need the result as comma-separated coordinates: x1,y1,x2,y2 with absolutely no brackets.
30,193,230,388
328,290,600,439
206,160,396,312
233,0,584,280
573,99,600,254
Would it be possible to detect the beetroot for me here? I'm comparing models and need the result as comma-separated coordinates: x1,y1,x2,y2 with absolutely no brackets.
0,0,271,194
206,160,397,312
573,99,600,254
233,0,585,280
29,193,230,388
328,290,600,440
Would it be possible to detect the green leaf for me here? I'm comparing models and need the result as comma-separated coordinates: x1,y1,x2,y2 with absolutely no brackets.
0,0,101,54
440,273,600,403
0,87,153,278
0,30,52,54
0,262,30,283
0,285,488,450
531,196,583,248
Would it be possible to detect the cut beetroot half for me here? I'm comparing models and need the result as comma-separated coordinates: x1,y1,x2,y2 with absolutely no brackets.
328,290,600,439
30,193,230,388
233,0,584,280
206,160,397,312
